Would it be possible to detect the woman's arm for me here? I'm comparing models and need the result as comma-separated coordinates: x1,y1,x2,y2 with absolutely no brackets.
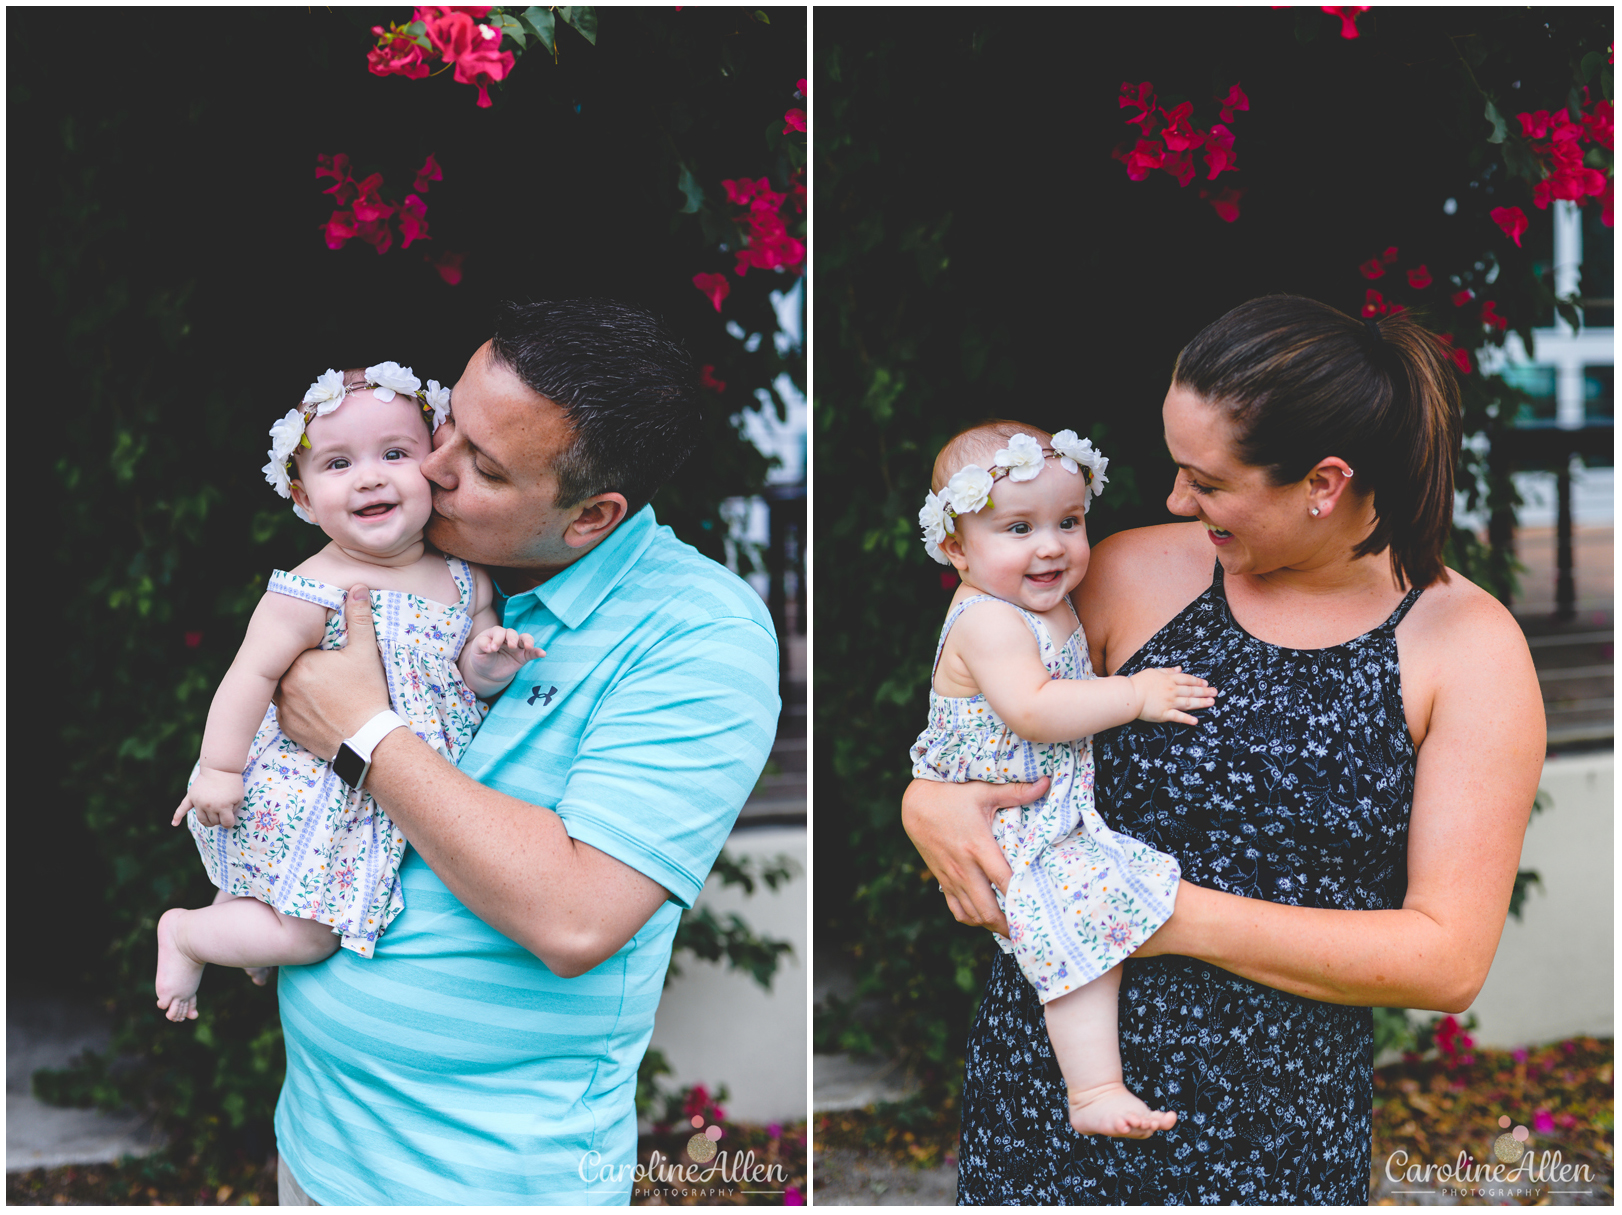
901,776,1048,936
176,593,329,826
1135,583,1545,1013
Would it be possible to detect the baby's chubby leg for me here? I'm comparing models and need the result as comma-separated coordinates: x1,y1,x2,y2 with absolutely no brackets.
155,897,339,1023
1045,965,1177,1138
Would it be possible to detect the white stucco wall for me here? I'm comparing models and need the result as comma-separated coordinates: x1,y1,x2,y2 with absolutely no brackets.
646,825,808,1124
1464,751,1613,1046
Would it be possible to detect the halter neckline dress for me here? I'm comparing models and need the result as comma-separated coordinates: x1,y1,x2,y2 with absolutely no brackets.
911,593,1180,1002
956,560,1423,1205
187,554,487,957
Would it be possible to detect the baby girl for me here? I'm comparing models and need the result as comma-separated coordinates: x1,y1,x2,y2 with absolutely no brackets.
911,420,1215,1137
155,363,542,1021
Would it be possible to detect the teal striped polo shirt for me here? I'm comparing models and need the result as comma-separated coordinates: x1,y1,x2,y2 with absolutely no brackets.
273,506,780,1204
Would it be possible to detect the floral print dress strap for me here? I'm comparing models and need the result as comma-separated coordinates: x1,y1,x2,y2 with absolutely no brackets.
444,555,476,618
932,594,1052,681
267,570,347,613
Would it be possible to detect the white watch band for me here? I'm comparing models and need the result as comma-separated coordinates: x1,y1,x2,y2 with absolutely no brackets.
344,709,408,761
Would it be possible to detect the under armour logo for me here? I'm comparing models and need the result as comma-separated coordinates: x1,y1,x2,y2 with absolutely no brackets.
527,685,558,707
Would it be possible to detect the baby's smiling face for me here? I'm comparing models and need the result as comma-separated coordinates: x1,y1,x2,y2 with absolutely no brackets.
942,460,1092,614
289,390,435,560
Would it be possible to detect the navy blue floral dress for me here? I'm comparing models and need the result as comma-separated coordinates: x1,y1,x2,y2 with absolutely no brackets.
957,561,1422,1205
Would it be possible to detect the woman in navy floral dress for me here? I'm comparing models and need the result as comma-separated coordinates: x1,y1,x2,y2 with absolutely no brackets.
902,296,1546,1204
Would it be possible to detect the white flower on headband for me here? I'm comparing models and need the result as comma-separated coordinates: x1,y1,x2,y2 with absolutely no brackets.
424,380,452,430
994,433,1047,483
918,491,953,565
263,408,305,499
1051,430,1110,509
946,465,995,517
302,369,348,415
365,361,421,402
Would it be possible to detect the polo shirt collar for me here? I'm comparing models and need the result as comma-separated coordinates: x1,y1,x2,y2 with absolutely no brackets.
505,505,658,629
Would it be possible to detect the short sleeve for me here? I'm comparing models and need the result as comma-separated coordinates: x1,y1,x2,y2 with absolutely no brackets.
553,615,780,908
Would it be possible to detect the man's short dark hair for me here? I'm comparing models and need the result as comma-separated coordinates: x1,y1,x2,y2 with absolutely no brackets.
488,299,702,517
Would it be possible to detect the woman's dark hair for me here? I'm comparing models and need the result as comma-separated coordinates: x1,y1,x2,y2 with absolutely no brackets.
489,299,701,517
1172,294,1461,589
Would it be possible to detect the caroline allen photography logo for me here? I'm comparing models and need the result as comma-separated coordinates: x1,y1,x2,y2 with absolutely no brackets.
1384,1111,1596,1201
578,1114,791,1200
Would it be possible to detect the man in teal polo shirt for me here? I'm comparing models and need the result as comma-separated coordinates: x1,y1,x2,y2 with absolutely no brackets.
268,300,780,1204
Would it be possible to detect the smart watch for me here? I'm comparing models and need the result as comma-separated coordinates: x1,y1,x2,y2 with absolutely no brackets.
332,710,407,791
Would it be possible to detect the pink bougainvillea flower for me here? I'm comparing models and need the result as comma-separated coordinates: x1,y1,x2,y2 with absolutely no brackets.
398,194,430,247
1533,1109,1556,1135
422,10,515,108
1531,179,1553,210
1407,264,1432,289
1601,179,1614,228
1583,99,1613,150
1361,289,1385,317
783,107,806,134
323,209,357,250
413,153,444,194
424,249,465,284
1162,150,1196,187
1551,164,1608,202
784,1185,805,1206
722,177,769,205
1381,245,1399,264
1517,109,1552,140
1386,301,1406,314
1119,81,1155,112
1322,6,1370,38
1159,102,1206,151
1203,123,1237,178
1436,333,1470,373
1490,205,1528,246
1480,299,1508,331
351,173,395,223
355,217,393,254
692,272,730,311
1124,138,1165,181
1360,258,1385,279
316,153,359,204
368,25,432,79
1200,184,1245,222
1451,288,1474,306
790,169,806,214
940,571,960,591
1217,82,1249,123
699,363,727,393
797,77,807,97
184,631,204,648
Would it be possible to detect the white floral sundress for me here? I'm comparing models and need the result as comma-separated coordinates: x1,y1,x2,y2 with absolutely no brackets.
187,554,487,957
910,594,1181,1001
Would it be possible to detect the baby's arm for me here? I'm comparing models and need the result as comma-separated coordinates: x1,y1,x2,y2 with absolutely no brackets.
456,564,545,699
952,603,1215,743
176,593,331,828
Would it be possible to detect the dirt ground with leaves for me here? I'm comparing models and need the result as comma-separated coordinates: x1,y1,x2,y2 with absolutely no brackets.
814,1038,1612,1205
6,1123,807,1207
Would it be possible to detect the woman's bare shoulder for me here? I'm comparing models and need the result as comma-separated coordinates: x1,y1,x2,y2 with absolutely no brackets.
1403,566,1536,672
1084,521,1212,608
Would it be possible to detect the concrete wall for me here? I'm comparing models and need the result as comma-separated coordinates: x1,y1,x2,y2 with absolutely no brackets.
646,824,807,1124
1464,751,1613,1047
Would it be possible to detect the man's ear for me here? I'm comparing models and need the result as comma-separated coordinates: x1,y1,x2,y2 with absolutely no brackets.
564,493,630,550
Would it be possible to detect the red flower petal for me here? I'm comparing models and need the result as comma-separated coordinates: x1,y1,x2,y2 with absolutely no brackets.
1489,205,1528,246
1407,265,1432,289
424,250,465,285
1361,288,1385,317
692,272,730,312
1451,289,1474,307
1322,6,1370,39
1381,246,1399,264
1360,259,1385,280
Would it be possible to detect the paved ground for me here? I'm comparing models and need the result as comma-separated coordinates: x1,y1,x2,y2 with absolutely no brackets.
6,990,163,1173
814,1147,957,1206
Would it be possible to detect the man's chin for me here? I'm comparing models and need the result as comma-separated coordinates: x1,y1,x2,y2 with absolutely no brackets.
425,513,466,558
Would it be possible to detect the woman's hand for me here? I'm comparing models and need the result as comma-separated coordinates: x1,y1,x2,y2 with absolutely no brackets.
901,776,1048,936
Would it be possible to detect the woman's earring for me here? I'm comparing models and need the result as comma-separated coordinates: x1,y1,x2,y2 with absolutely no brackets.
1310,507,1321,517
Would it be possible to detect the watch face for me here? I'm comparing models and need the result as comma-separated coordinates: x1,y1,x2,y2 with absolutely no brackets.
333,743,366,789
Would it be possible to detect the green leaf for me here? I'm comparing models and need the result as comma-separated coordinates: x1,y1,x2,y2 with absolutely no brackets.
561,5,597,45
1502,136,1540,180
755,9,771,22
521,6,555,53
490,12,526,48
1483,99,1507,145
1567,84,1583,123
676,163,704,214
1580,50,1603,85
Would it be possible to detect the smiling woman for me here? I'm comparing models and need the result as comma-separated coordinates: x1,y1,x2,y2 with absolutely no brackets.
901,294,1545,1202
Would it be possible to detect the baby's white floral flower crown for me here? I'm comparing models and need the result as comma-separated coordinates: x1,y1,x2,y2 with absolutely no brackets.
918,431,1109,565
264,362,452,523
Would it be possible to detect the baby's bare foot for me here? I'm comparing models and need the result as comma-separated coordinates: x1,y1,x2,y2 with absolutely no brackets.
244,967,274,986
1068,1080,1177,1139
155,908,204,1023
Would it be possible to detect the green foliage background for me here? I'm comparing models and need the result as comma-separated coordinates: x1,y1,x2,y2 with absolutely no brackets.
12,5,804,1169
813,8,1611,1090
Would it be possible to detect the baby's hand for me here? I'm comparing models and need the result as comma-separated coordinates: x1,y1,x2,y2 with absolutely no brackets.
1128,666,1216,727
174,767,245,829
462,627,545,691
